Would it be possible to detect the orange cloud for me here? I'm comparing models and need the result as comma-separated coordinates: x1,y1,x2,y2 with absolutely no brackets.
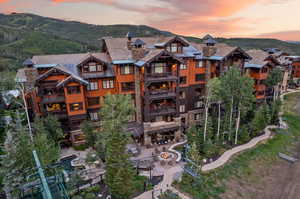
0,0,9,3
258,31,300,41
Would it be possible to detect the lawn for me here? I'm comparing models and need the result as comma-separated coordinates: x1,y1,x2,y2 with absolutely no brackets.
176,93,300,199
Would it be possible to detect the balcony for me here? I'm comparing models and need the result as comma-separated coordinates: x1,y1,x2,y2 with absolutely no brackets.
41,94,65,104
250,72,268,80
149,106,177,117
148,89,176,100
47,111,68,119
145,72,177,82
144,120,181,135
255,84,266,91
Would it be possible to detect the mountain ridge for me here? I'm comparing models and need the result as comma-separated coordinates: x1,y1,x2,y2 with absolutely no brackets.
1,13,300,72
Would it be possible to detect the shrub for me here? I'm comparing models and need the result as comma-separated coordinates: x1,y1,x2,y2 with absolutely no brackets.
86,186,101,193
73,144,88,151
85,192,96,199
72,196,83,199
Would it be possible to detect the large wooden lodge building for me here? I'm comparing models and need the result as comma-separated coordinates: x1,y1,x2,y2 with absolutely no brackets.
16,34,289,145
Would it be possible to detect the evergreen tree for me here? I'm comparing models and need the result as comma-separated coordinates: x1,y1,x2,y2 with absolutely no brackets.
1,111,60,197
34,115,63,142
251,104,270,136
269,99,282,124
81,120,97,147
187,125,201,148
187,142,202,175
100,94,135,199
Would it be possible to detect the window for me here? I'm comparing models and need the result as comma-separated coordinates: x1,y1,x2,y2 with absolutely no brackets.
89,112,99,121
261,67,268,73
87,81,98,91
195,74,205,82
180,105,185,113
196,61,203,68
69,103,83,111
89,65,97,72
121,65,134,75
153,63,165,74
121,82,135,92
179,91,186,99
87,97,100,106
194,113,201,120
83,62,103,72
180,63,187,70
103,80,114,89
171,43,178,53
195,101,204,108
67,86,80,94
180,76,187,84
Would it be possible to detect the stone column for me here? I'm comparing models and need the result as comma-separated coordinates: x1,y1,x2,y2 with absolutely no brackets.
134,66,142,123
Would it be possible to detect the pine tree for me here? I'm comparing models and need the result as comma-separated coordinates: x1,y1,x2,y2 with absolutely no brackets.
34,115,63,142
1,111,60,197
100,94,135,199
81,120,97,147
187,142,202,175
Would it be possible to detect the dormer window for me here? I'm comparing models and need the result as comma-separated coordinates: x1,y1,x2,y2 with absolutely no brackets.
83,62,103,73
166,43,182,53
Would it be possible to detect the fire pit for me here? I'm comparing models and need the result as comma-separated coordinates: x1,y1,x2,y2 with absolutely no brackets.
158,152,174,161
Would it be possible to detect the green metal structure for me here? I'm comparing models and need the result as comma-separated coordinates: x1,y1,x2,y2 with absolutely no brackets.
21,150,69,199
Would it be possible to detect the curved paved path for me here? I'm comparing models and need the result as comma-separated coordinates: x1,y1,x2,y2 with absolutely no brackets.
134,89,300,199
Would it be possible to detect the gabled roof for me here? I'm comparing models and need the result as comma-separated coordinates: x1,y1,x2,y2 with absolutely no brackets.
23,58,34,66
36,65,88,85
192,43,250,60
135,49,183,67
245,49,277,69
133,39,146,46
102,36,190,63
203,38,217,45
56,76,88,88
32,53,109,68
203,34,214,40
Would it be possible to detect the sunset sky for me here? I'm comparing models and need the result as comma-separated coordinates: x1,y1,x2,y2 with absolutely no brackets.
1,0,300,40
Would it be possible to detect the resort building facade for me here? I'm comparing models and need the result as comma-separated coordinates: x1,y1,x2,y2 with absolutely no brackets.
16,34,285,145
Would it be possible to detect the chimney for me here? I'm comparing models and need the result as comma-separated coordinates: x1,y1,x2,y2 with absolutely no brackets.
132,48,147,60
202,37,217,57
126,32,133,50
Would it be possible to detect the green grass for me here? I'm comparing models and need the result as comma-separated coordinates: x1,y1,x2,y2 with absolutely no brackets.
178,93,300,199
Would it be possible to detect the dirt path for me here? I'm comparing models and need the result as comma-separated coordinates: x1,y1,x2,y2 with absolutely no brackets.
222,92,300,199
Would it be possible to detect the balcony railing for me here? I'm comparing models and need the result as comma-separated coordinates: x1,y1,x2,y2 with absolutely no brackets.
47,110,68,119
255,84,266,91
148,89,176,100
145,72,177,82
250,72,268,80
41,94,65,104
149,106,177,116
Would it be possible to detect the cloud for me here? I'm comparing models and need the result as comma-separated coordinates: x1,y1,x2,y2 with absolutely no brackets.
258,30,300,41
49,0,289,36
0,0,9,3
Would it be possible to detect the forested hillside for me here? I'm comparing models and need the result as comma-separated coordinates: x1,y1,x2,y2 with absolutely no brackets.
1,12,300,74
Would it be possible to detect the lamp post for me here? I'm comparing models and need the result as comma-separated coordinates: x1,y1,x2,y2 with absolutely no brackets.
20,82,34,142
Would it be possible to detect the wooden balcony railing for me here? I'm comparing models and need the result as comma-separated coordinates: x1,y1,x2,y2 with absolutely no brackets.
145,72,177,82
41,94,65,104
149,106,177,116
254,84,266,91
250,72,268,80
148,89,176,100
